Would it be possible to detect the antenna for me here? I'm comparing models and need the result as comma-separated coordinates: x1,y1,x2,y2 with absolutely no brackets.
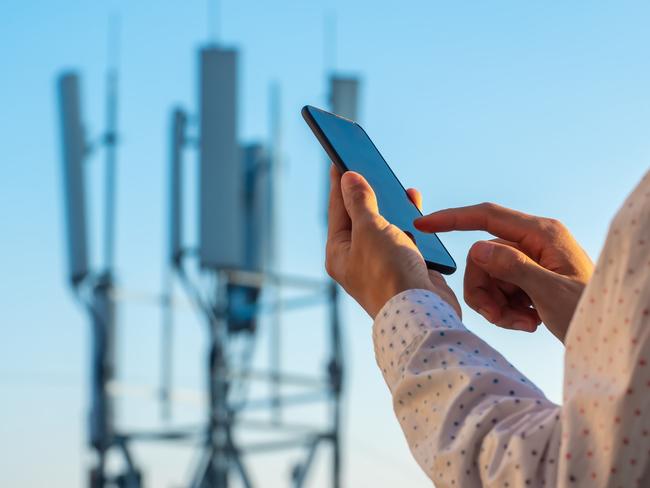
168,108,187,266
242,143,270,272
57,72,89,285
161,106,187,422
268,82,282,421
269,81,282,271
198,47,244,270
103,14,120,274
207,0,220,44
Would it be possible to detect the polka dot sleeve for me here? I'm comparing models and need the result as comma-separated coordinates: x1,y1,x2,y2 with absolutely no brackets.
558,171,650,486
373,290,561,487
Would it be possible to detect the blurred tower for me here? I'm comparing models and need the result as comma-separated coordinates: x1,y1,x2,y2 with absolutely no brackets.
56,18,144,487
57,20,349,488
165,42,347,488
56,66,140,487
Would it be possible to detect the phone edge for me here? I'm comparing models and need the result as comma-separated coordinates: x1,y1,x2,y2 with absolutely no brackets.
353,122,457,274
301,105,350,173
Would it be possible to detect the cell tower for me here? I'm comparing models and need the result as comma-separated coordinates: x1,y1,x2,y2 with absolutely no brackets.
56,22,360,488
165,43,346,488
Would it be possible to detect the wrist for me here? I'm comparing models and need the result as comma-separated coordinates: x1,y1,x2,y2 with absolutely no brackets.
376,276,434,315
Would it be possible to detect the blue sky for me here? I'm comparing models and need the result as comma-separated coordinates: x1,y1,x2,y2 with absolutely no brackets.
1,1,649,486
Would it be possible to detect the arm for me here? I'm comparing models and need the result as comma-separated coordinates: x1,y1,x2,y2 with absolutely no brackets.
374,289,561,487
324,167,566,486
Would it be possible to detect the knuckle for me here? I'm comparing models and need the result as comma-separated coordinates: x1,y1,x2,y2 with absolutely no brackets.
535,217,566,238
478,201,500,213
494,247,526,275
545,217,567,233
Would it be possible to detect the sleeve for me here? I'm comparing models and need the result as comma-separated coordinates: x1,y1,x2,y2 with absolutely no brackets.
558,171,650,487
373,289,562,488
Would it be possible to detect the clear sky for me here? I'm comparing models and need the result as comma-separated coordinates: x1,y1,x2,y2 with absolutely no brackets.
1,1,649,487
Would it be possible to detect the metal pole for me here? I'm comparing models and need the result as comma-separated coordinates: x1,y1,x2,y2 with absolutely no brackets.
89,275,116,488
201,272,230,488
160,268,173,421
227,425,253,488
292,437,323,488
269,82,282,423
161,107,186,421
329,282,343,488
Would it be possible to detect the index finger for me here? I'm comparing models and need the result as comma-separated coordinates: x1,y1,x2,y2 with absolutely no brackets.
413,203,540,245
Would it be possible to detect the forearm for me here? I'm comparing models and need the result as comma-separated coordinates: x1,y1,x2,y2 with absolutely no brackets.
373,289,561,487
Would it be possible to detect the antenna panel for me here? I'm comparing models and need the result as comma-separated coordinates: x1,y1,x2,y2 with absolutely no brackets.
242,143,272,272
57,72,89,285
198,47,244,270
169,108,186,266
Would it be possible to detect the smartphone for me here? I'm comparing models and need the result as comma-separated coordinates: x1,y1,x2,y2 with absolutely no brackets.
302,105,456,275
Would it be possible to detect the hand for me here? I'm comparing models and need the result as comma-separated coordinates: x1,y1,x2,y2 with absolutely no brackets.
414,203,593,343
325,166,460,319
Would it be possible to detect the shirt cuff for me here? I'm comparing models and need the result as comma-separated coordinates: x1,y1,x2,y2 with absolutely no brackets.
372,289,463,388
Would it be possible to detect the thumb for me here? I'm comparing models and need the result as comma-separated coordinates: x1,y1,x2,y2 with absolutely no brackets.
340,171,379,223
469,240,555,291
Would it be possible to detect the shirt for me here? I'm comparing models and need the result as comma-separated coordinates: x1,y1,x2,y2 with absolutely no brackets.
372,171,650,487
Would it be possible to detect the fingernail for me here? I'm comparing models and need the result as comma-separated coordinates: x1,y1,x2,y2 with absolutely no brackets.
478,308,492,322
472,241,493,264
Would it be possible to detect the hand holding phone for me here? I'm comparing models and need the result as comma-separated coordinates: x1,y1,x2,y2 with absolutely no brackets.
324,165,461,318
302,105,456,274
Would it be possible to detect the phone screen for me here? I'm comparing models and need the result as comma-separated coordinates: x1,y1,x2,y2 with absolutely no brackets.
303,106,456,274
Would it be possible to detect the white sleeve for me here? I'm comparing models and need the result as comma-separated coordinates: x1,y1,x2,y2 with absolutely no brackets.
558,171,650,487
373,289,561,488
